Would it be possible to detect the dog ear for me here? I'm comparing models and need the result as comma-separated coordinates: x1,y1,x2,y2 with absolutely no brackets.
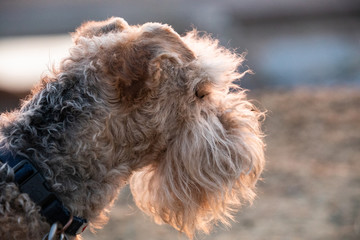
100,26,195,104
72,17,129,44
100,46,182,104
130,99,265,238
148,52,183,84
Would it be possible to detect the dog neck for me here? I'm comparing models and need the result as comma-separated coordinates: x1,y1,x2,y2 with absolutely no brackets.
0,78,132,230
0,148,88,236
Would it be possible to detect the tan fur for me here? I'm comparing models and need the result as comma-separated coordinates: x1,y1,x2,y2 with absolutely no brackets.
0,17,265,239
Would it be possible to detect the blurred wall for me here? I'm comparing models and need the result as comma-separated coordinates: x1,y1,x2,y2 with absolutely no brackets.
0,0,360,101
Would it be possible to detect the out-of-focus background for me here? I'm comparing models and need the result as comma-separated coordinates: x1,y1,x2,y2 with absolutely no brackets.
1,0,360,239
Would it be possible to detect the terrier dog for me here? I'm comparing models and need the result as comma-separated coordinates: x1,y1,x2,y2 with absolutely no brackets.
0,17,265,240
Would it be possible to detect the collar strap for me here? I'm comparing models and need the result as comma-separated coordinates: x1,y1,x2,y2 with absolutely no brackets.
0,150,87,236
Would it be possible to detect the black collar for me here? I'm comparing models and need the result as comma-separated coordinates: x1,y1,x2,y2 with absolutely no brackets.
0,149,87,236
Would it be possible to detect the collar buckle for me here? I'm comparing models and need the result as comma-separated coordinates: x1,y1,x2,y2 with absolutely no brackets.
13,160,57,207
0,153,88,236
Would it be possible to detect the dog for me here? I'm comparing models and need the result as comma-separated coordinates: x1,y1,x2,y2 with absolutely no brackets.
0,17,265,240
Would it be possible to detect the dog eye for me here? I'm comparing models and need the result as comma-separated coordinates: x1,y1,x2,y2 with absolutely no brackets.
195,83,211,99
195,90,206,99
195,87,210,99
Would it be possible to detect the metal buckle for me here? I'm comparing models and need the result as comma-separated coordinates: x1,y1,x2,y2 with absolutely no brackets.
42,222,70,240
42,214,74,240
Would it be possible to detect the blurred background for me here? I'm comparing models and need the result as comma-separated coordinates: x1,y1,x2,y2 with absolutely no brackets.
1,0,359,239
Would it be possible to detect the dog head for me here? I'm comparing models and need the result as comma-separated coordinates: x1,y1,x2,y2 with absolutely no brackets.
70,17,265,238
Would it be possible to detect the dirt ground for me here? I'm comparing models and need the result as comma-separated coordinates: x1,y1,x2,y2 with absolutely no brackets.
81,87,360,240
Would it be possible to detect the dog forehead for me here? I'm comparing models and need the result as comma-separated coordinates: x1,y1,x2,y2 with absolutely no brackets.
135,23,195,62
94,22,178,47
141,22,176,33
139,22,182,41
141,22,164,32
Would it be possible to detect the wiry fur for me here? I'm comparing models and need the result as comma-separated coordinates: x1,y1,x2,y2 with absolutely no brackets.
0,17,265,239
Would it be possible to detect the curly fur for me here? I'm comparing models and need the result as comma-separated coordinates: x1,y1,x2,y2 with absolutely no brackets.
0,17,265,239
